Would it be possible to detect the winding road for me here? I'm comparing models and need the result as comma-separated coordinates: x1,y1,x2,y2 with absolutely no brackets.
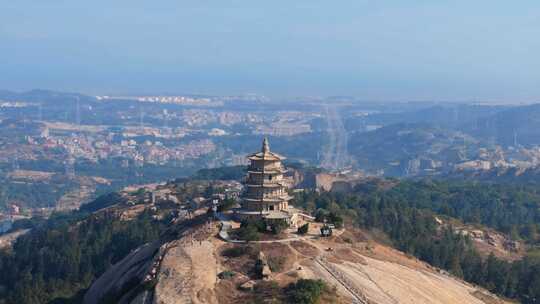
321,105,350,171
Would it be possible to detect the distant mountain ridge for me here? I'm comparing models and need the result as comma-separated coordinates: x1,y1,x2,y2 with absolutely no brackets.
0,89,94,103
348,123,477,176
462,103,540,147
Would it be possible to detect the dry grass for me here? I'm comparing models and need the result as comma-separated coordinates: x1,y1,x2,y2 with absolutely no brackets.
290,240,320,257
218,244,260,279
260,243,296,274
327,247,367,265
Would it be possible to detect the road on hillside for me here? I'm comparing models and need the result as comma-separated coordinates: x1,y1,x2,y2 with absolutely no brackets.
321,105,350,171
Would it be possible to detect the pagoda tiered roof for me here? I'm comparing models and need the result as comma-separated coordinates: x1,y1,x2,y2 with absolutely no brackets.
247,151,284,161
247,168,287,174
245,181,288,188
244,194,292,203
247,137,285,161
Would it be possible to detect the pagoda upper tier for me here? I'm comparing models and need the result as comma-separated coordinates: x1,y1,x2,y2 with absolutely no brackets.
247,137,285,161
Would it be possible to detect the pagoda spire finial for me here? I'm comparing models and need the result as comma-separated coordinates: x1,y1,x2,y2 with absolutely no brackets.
262,137,270,153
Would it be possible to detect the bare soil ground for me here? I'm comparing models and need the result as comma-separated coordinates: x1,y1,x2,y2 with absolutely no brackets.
326,247,367,265
290,240,320,257
218,243,259,279
214,280,252,304
260,242,296,273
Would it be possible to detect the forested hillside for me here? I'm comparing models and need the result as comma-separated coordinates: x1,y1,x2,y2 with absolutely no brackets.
3,174,540,303
0,207,168,304
294,179,540,303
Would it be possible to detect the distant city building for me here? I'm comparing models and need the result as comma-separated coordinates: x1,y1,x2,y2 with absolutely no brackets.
236,138,297,226
208,128,227,136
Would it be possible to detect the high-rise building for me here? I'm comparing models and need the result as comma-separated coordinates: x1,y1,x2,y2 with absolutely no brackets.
237,138,297,226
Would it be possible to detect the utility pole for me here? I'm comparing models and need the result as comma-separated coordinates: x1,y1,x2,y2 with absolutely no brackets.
75,97,81,126
38,103,43,121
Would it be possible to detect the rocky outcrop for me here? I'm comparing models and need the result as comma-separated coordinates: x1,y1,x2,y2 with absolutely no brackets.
256,251,271,280
83,215,215,304
83,240,163,304
152,243,193,304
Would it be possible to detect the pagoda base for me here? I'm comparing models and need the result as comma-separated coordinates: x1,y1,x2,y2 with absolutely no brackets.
234,208,299,228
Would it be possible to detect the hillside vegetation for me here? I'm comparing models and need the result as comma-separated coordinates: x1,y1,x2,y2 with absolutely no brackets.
0,209,167,304
294,179,540,303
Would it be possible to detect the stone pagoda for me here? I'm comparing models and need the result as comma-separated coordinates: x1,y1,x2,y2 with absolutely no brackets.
236,138,297,226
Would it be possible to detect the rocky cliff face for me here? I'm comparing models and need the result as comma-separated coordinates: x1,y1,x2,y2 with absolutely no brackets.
83,240,163,304
83,214,215,304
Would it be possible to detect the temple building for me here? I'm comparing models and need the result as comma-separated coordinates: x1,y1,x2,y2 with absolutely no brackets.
236,138,298,227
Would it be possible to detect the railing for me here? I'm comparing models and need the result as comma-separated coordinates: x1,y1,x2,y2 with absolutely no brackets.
315,256,370,304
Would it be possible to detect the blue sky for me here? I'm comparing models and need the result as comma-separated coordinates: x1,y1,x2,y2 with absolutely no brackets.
1,1,539,102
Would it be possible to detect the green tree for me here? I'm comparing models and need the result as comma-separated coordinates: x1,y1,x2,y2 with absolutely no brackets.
286,279,325,304
271,220,288,235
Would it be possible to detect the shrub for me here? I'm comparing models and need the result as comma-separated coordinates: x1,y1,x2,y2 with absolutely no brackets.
314,209,343,228
218,270,236,279
329,213,343,229
221,246,250,258
267,256,286,272
241,218,266,232
314,209,329,222
254,280,280,292
237,224,260,242
286,279,326,304
297,223,309,235
271,219,288,235
217,198,236,212
253,281,282,301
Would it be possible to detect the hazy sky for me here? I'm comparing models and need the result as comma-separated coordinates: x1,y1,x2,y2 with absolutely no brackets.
1,1,539,101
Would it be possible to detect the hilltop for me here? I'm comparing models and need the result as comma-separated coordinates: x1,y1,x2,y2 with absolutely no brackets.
84,214,510,304
1,174,537,304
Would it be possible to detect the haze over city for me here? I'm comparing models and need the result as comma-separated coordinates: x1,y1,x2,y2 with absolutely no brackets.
2,1,540,101
4,2,540,304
